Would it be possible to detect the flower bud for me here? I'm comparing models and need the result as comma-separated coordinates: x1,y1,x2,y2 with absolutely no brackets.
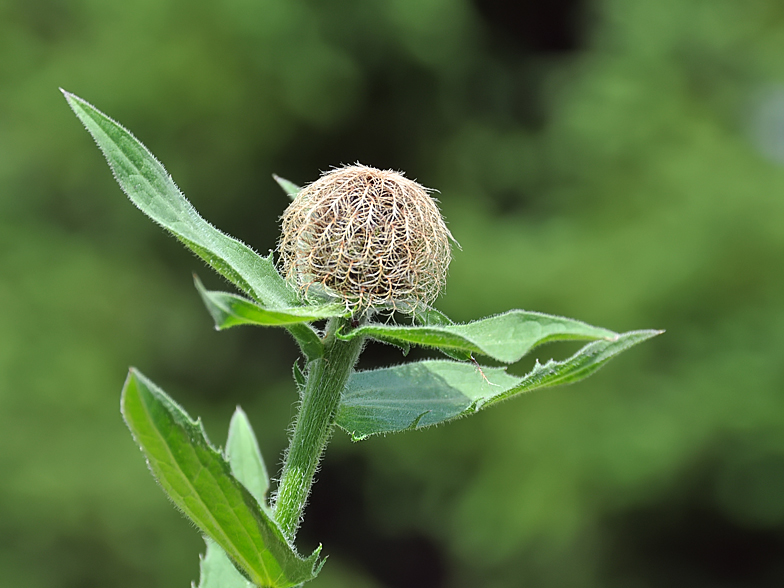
278,164,453,311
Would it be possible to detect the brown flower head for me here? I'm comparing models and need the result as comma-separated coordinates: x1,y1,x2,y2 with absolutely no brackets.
278,164,453,312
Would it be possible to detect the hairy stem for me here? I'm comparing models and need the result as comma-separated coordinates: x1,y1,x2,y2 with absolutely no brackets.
274,316,364,541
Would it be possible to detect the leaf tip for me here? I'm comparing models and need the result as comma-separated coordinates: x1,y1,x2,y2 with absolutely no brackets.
120,371,131,411
635,328,665,341
192,273,207,293
122,366,140,394
303,543,327,577
273,174,301,201
60,88,83,111
228,405,250,430
311,545,327,574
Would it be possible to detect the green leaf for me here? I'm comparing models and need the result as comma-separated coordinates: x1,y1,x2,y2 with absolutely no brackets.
481,330,663,407
292,361,306,392
286,323,327,362
194,538,255,588
194,410,279,588
121,369,321,587
62,90,298,309
194,275,348,360
273,174,302,201
336,330,662,439
195,276,347,328
226,407,270,511
337,309,619,364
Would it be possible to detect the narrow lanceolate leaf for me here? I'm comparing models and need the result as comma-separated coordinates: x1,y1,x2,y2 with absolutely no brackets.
122,370,321,587
272,175,302,200
226,407,271,511
338,310,619,364
62,90,298,309
194,275,347,360
196,276,347,328
336,330,662,439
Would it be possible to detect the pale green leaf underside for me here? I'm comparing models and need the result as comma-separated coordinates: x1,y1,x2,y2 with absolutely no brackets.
273,175,302,201
121,370,320,587
195,538,255,588
62,90,298,309
338,309,619,364
336,330,662,439
226,407,271,511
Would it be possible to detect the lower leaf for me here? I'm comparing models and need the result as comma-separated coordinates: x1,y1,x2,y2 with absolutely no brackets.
121,369,321,587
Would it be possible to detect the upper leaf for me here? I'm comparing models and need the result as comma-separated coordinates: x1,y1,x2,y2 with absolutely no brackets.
336,330,662,439
195,275,349,360
121,369,321,587
272,175,302,201
337,309,619,363
62,90,298,309
196,276,347,329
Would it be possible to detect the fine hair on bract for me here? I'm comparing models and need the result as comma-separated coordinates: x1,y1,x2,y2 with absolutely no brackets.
278,164,454,313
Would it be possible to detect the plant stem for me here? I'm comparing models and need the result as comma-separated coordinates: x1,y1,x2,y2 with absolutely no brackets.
274,316,364,541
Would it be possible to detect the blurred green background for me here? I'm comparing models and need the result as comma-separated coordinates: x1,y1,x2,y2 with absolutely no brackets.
2,0,784,586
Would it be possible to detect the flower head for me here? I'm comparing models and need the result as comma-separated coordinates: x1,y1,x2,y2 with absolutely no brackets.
278,164,453,312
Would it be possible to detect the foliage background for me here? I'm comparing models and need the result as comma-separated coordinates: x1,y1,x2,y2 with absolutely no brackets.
2,0,784,586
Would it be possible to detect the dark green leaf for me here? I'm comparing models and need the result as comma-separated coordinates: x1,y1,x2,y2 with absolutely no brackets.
338,310,619,364
336,330,662,439
273,174,302,201
63,90,298,308
121,369,321,587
